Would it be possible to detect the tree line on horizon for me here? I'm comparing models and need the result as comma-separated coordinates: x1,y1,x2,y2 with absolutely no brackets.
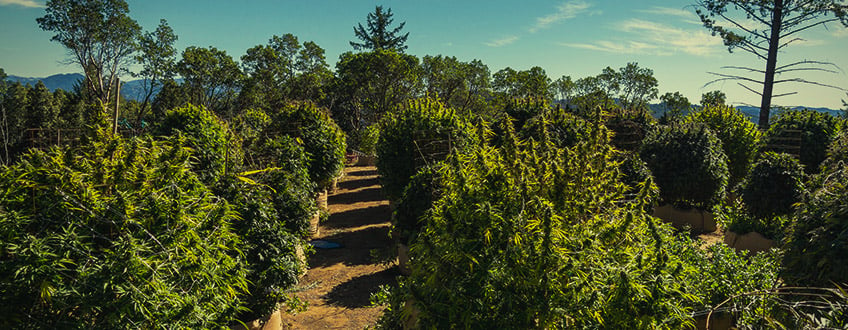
2,0,847,165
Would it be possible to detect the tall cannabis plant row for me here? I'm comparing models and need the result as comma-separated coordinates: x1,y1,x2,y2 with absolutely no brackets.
0,133,248,328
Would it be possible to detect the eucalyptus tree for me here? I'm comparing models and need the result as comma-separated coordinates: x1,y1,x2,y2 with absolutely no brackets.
660,91,692,120
331,50,421,133
37,0,141,112
421,55,491,112
240,34,331,108
350,5,409,52
701,90,727,107
618,62,658,110
552,75,576,105
695,0,848,128
176,46,243,118
492,66,552,100
133,19,178,121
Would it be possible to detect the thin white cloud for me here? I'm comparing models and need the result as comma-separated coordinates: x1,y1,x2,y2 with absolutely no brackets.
831,28,848,38
562,40,662,55
530,1,597,33
562,19,722,56
794,39,827,47
636,6,695,19
0,0,45,8
485,35,519,47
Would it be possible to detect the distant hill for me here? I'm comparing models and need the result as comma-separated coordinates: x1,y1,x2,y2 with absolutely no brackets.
7,73,85,93
6,73,151,102
649,103,843,122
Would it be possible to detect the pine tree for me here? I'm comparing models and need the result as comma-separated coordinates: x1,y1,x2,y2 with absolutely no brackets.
350,6,409,52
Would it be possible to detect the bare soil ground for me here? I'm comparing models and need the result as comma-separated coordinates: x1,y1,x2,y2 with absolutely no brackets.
281,165,397,329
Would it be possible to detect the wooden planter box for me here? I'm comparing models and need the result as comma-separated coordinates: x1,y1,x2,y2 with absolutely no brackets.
653,204,717,233
724,230,774,254
309,210,320,238
231,309,283,330
295,242,308,277
317,189,329,212
397,243,411,276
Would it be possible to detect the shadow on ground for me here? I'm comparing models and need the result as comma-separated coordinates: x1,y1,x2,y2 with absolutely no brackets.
330,187,387,206
324,267,398,308
324,205,391,230
337,176,381,191
308,225,392,268
344,169,378,178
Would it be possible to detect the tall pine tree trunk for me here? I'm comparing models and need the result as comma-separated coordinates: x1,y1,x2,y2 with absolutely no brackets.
759,0,784,129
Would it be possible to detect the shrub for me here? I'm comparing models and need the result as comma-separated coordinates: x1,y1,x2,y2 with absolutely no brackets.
520,106,593,148
355,124,380,156
376,98,476,202
0,135,248,328
155,103,242,187
266,101,346,190
783,163,848,287
502,97,550,131
223,129,316,318
394,165,442,245
740,152,805,219
764,109,843,173
685,105,761,187
640,123,729,208
716,198,792,240
375,120,778,328
615,151,658,205
605,107,656,152
217,168,312,319
819,128,848,174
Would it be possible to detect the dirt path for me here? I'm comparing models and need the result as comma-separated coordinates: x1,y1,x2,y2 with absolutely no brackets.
282,165,396,329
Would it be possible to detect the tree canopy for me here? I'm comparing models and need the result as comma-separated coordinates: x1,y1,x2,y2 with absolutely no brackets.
350,6,409,52
37,0,141,111
695,0,848,128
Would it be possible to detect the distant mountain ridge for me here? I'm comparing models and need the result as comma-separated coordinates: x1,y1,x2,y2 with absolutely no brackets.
6,73,151,101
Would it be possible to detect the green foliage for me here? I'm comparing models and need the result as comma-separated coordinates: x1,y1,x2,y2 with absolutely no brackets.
352,124,380,156
765,109,843,173
686,105,762,187
133,19,178,120
717,198,792,240
176,46,244,117
819,128,848,174
659,91,691,121
154,103,241,187
331,49,421,133
615,151,658,204
741,152,805,219
376,119,778,328
501,97,551,132
640,123,729,208
216,153,314,318
394,165,442,245
266,101,346,190
604,106,655,152
375,98,475,202
0,135,248,328
37,0,141,108
239,34,332,110
492,66,553,101
700,90,726,107
350,5,409,52
520,105,593,149
784,163,848,287
421,55,491,114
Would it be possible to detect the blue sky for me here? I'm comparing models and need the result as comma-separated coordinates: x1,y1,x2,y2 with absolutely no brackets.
1,0,847,108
